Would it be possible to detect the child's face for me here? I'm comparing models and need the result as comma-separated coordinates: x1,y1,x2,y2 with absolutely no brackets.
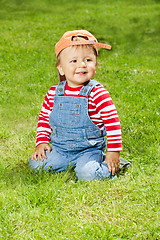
57,46,97,88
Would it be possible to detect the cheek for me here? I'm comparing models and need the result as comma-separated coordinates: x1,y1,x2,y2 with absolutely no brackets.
66,66,73,73
64,66,75,77
89,64,96,72
62,64,71,73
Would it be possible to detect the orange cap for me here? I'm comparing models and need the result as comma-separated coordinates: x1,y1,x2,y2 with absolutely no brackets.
55,30,111,57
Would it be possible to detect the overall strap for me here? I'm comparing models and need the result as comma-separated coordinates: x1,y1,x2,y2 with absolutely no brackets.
79,80,100,97
55,79,100,96
55,80,67,96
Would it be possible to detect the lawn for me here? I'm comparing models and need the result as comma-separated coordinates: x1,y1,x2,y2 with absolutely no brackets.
0,0,160,239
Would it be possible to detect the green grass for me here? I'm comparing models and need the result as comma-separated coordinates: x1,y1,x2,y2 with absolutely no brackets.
0,0,160,239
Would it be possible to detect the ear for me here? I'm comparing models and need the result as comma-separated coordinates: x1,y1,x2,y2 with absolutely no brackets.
57,64,65,76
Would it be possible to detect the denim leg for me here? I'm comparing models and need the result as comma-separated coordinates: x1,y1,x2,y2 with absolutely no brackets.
29,146,68,172
74,150,115,181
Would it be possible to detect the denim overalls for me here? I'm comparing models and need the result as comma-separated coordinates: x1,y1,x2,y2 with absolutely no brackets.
29,80,113,180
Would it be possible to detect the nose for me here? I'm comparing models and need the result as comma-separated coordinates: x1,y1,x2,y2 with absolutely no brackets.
79,60,86,68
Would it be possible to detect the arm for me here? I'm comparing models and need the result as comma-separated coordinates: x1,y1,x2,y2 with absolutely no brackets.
92,85,122,174
36,91,53,147
31,86,55,161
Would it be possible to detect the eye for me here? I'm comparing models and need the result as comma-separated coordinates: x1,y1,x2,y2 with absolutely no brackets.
70,59,77,63
84,58,91,62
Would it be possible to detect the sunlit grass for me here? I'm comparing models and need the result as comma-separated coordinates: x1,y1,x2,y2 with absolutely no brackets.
0,0,160,239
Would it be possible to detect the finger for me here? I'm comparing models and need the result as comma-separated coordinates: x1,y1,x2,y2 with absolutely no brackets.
45,145,51,152
112,166,116,175
110,161,117,175
105,158,112,172
107,161,112,173
38,153,44,162
116,164,120,172
115,160,120,172
31,153,34,161
31,153,38,161
113,162,120,174
42,151,47,159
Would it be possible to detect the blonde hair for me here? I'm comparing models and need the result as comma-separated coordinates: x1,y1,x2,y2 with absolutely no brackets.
72,36,88,41
56,36,97,67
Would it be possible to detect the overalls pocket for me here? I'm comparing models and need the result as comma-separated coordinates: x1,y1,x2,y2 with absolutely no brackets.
58,102,81,126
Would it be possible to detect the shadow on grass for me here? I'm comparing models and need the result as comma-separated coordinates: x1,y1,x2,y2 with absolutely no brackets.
0,159,131,189
0,160,78,188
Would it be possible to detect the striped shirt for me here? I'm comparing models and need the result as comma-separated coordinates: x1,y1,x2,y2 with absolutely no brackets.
36,82,122,152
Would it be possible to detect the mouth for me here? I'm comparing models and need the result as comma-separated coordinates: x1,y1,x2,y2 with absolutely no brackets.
76,72,87,75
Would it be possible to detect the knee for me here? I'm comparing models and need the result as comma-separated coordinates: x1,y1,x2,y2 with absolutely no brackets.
29,157,51,172
75,161,112,181
75,161,100,181
29,157,40,171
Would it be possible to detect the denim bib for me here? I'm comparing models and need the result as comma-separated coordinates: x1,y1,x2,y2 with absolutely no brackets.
49,80,106,151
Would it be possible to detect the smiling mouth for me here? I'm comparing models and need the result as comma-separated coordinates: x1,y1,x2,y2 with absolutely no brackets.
76,72,87,75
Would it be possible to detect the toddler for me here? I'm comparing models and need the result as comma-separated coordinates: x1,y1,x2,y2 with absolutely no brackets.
30,30,127,181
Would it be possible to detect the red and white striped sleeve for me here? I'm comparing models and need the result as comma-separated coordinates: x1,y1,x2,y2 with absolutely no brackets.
90,84,122,152
36,86,56,147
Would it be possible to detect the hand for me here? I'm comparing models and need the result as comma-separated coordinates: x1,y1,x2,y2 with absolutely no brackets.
31,143,51,162
105,152,120,175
